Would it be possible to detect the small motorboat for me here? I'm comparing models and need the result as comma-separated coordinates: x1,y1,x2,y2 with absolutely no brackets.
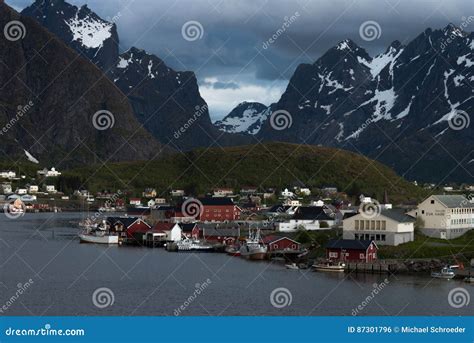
312,261,346,272
285,263,299,270
431,266,455,279
78,220,118,244
464,277,474,283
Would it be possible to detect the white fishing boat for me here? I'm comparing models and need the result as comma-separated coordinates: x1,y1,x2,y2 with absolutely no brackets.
431,266,455,279
176,239,213,252
239,229,267,260
78,221,118,244
464,276,474,283
312,261,346,272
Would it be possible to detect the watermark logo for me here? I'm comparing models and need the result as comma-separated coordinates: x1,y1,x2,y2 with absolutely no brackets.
181,21,204,41
0,279,34,314
3,199,26,220
270,287,292,308
359,20,382,41
173,105,208,139
4,20,26,41
448,109,470,131
262,12,300,50
269,110,292,130
0,100,34,136
92,110,115,131
181,198,203,218
92,287,115,309
359,200,382,219
174,278,212,315
352,279,389,315
448,287,470,308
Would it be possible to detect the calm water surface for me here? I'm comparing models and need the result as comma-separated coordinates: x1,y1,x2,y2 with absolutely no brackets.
0,213,472,316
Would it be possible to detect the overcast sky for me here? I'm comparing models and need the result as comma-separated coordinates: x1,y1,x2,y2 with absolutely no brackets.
8,0,473,120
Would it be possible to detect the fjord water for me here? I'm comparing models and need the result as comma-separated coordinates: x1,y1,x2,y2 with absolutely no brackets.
0,213,471,316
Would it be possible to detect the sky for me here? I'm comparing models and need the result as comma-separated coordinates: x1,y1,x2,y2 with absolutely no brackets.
7,0,474,120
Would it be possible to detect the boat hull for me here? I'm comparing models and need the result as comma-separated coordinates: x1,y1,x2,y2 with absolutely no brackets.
312,264,345,272
431,273,455,279
79,233,119,244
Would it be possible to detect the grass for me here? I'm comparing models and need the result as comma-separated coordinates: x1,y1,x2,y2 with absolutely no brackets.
378,230,474,262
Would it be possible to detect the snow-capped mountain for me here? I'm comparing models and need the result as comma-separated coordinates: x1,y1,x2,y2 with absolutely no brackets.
255,25,473,182
214,102,271,134
23,0,251,150
22,0,119,71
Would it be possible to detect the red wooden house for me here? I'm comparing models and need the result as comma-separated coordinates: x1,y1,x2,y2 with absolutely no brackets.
325,239,377,262
262,235,301,251
106,217,151,243
176,197,241,222
179,223,200,239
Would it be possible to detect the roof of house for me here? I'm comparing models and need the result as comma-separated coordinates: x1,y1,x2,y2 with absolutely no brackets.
325,239,375,250
267,205,293,213
379,209,415,223
107,216,149,228
201,225,240,237
432,195,474,208
293,206,334,221
262,235,300,245
198,197,235,206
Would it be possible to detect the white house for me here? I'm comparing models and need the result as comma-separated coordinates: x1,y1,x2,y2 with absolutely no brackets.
1,183,12,194
343,209,415,246
281,188,294,198
28,185,39,193
311,200,325,207
284,199,301,206
297,188,311,196
170,189,185,197
213,188,234,197
0,171,16,179
16,188,27,195
277,206,335,232
152,223,183,242
37,167,61,177
147,199,155,207
45,185,56,193
408,195,474,239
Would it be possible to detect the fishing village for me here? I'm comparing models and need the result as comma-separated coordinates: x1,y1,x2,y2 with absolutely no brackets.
3,166,473,282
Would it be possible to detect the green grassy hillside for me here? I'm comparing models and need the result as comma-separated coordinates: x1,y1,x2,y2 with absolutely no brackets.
51,142,425,202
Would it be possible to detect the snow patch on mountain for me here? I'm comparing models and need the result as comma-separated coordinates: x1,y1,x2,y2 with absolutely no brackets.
65,10,113,49
457,54,473,67
361,46,403,78
215,102,269,134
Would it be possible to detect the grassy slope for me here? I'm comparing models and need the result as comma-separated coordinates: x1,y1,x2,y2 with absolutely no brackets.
56,142,426,202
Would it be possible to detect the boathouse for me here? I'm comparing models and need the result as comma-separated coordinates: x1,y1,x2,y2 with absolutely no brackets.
262,235,301,252
106,217,151,244
325,239,377,262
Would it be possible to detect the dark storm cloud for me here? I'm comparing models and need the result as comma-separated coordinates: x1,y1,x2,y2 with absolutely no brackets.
9,0,472,81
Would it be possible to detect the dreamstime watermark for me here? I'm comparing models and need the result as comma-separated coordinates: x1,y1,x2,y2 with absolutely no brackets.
269,110,292,130
0,279,34,314
447,109,470,131
181,197,203,219
4,20,26,41
92,110,115,130
92,287,115,309
174,278,212,315
173,105,208,139
448,287,470,308
352,279,390,315
5,324,84,337
270,287,292,308
359,199,382,219
106,11,122,23
262,12,300,50
181,21,204,41
440,16,474,50
83,190,122,226
359,20,382,41
0,100,34,136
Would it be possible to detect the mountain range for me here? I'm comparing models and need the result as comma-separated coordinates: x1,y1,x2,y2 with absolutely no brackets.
1,0,472,183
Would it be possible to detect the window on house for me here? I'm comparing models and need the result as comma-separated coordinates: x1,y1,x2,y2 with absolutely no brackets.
355,220,359,230
376,234,380,241
382,221,386,230
359,253,365,259
431,200,434,204
381,235,386,241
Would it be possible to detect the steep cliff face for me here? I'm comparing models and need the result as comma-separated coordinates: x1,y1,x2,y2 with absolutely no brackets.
0,2,166,166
